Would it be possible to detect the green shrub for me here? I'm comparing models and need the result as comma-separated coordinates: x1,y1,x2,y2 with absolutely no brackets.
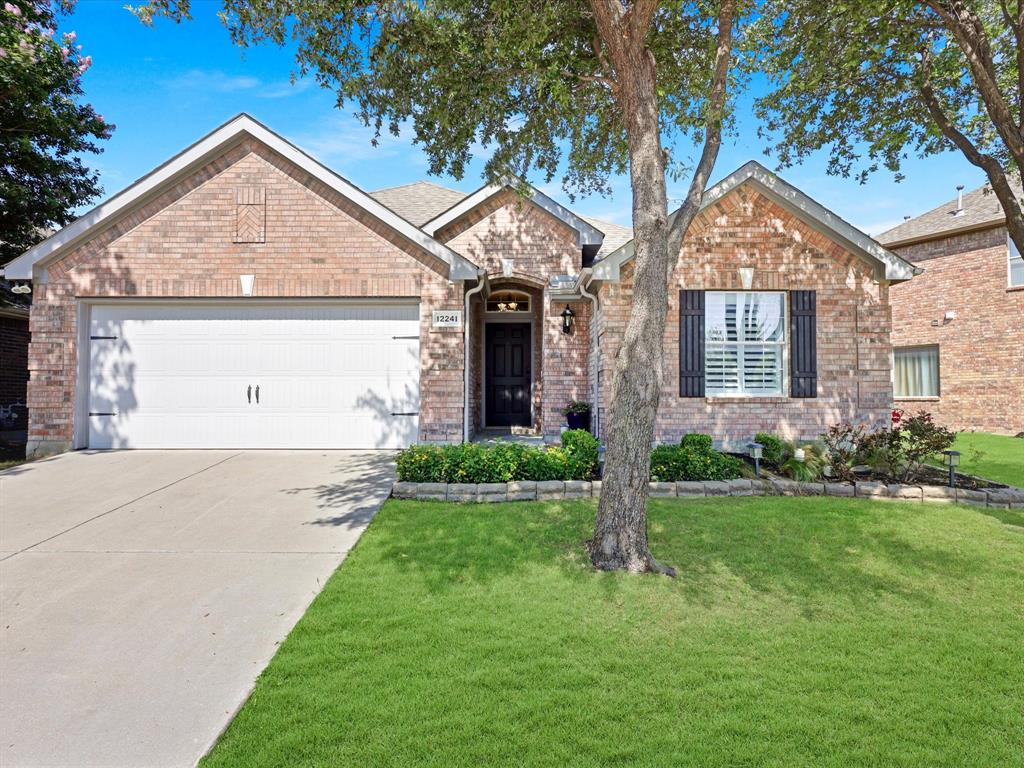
395,444,445,483
397,441,573,482
650,444,743,482
680,433,713,452
561,429,599,480
522,446,570,481
754,432,788,469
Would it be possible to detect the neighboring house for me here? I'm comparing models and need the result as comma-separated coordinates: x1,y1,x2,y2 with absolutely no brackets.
1,114,917,458
0,281,30,439
878,183,1024,435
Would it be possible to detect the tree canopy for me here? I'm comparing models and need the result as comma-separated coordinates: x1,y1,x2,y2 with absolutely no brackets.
756,0,1023,247
0,0,111,265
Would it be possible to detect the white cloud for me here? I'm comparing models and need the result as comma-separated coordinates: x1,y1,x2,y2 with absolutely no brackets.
288,115,421,167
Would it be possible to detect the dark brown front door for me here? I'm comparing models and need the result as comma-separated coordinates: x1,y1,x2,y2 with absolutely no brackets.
485,323,532,427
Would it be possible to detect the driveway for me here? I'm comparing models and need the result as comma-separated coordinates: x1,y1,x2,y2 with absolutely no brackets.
0,450,395,767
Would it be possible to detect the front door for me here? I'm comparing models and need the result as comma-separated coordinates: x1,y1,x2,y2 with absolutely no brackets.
485,323,532,428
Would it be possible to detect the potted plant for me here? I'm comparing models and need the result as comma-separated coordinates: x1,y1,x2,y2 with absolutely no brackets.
563,401,592,432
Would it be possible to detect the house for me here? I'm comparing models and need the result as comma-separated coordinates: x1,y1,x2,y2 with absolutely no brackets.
878,183,1024,435
1,114,917,458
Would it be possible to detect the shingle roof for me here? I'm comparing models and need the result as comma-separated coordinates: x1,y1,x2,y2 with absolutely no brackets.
876,181,1021,246
369,181,470,226
580,215,632,259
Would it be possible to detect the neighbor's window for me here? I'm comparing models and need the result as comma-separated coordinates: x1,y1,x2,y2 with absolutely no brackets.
894,345,940,397
1009,236,1024,288
486,290,531,313
705,292,786,396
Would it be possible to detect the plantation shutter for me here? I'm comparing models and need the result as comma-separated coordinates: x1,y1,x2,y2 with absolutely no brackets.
679,289,705,397
789,290,817,398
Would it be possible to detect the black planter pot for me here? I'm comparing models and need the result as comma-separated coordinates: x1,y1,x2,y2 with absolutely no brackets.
566,412,591,432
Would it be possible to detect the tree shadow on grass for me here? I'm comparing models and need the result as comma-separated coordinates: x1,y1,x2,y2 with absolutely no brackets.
372,497,990,611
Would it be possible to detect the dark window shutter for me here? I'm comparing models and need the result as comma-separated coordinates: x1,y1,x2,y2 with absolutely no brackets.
790,290,817,398
679,289,705,397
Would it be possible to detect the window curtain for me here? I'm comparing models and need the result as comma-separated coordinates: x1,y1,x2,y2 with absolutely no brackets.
895,347,939,397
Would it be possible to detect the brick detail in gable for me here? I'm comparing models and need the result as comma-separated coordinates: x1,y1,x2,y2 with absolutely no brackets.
235,186,266,243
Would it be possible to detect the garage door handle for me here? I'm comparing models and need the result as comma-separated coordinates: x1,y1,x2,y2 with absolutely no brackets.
391,412,418,416
255,385,260,404
247,385,252,404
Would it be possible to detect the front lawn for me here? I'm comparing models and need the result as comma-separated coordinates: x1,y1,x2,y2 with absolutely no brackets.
204,498,1023,767
931,432,1024,487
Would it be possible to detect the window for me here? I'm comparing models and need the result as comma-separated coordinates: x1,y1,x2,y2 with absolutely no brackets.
705,292,786,396
1009,235,1024,288
486,290,530,313
894,345,940,397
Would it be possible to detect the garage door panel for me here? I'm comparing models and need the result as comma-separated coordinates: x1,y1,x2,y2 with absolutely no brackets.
87,303,421,449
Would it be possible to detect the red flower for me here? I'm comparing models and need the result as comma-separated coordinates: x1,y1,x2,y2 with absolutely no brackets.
891,409,903,424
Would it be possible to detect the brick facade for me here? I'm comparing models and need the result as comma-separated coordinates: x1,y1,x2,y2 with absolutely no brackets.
597,186,894,446
25,140,465,456
889,225,1024,435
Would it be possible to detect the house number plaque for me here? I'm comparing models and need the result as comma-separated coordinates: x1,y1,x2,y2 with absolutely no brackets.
432,310,463,328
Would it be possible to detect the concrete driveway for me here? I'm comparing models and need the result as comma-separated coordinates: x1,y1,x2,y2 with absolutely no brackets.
0,450,395,767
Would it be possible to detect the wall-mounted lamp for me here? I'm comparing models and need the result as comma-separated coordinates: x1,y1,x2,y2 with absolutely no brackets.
738,266,755,290
560,304,575,334
239,274,255,297
9,282,31,295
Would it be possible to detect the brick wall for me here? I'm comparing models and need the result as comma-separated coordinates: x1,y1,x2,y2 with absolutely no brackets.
889,225,1024,434
26,140,465,456
598,185,894,446
541,298,591,438
0,314,30,428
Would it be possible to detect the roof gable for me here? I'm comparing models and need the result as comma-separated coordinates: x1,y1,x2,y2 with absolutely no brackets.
3,114,478,281
369,181,469,226
592,161,919,283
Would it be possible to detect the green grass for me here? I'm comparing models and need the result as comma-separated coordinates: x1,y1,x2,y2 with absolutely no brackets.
204,498,1024,768
929,432,1024,487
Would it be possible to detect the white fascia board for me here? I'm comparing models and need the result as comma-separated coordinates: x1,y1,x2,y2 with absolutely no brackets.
4,113,478,281
424,179,605,249
591,160,920,284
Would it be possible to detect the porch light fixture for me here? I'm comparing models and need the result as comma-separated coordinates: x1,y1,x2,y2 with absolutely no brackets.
239,274,255,297
738,266,755,290
942,449,961,488
747,441,763,478
560,304,575,334
10,282,31,294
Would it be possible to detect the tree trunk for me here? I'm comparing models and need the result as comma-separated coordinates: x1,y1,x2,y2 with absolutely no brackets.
586,34,675,575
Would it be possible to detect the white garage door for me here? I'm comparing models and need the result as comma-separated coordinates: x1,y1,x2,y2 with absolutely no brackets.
86,303,420,449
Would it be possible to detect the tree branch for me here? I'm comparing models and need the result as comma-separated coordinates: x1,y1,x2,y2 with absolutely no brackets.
926,1,1024,163
666,0,736,257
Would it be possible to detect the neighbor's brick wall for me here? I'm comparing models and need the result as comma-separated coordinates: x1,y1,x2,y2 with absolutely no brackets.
542,298,590,438
889,225,1024,435
26,140,465,456
598,186,894,446
0,314,30,428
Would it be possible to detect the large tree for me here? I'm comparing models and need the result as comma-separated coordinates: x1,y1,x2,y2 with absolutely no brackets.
756,0,1024,251
136,0,743,575
1,0,111,265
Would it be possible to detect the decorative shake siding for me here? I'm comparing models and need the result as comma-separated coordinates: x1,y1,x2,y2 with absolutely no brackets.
26,139,465,456
597,186,894,445
888,225,1024,435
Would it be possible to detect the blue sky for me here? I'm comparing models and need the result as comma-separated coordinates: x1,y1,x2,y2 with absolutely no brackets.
64,1,983,235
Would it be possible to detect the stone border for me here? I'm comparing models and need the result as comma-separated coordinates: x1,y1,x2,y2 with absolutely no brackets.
392,479,1024,508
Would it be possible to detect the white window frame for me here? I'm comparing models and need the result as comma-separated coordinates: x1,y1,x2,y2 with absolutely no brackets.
704,291,789,398
1009,234,1024,288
